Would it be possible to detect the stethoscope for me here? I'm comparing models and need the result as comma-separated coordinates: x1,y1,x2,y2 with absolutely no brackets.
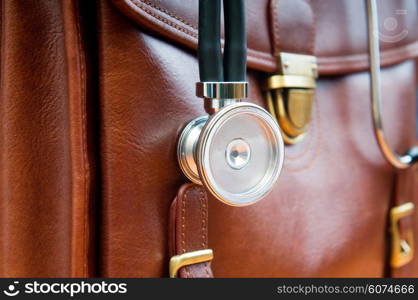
177,0,284,206
367,0,418,169
177,0,418,207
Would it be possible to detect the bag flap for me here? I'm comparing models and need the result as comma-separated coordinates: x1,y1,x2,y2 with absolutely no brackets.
110,0,418,75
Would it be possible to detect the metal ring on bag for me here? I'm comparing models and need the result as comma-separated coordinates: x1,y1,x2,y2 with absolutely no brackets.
367,0,418,169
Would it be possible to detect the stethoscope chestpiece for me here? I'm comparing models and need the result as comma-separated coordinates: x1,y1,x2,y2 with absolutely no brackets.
178,102,284,206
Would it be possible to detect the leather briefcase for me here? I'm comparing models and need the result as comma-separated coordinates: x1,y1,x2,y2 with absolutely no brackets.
0,0,417,278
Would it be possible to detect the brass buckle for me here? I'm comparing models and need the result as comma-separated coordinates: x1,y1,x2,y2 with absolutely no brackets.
390,202,415,268
265,52,318,144
169,249,213,278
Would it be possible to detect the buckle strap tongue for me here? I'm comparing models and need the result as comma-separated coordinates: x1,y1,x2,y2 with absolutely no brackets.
170,250,213,278
169,183,214,278
390,202,415,268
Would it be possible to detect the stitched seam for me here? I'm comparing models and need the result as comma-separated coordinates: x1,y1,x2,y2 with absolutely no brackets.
200,190,206,249
272,0,281,55
128,0,197,38
199,189,211,278
126,0,418,70
127,0,280,61
182,187,191,278
74,1,89,277
137,0,197,30
308,0,316,54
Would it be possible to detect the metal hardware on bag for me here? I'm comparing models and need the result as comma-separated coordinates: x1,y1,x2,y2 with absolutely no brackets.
169,249,213,278
266,74,316,90
265,52,318,145
390,202,415,268
367,0,418,169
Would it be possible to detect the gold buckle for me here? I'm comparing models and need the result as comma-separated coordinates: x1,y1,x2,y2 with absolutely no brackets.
390,202,415,268
169,249,213,278
265,52,317,145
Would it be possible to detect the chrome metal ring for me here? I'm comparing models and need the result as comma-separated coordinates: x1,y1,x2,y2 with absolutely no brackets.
196,81,248,99
177,116,208,184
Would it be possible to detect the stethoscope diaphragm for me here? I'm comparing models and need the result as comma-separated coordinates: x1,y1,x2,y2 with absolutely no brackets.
178,102,284,206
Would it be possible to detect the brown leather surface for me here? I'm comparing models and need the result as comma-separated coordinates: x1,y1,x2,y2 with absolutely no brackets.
110,0,418,74
98,0,418,277
169,183,213,278
208,62,417,277
0,0,95,277
62,0,96,277
0,0,417,278
269,0,315,56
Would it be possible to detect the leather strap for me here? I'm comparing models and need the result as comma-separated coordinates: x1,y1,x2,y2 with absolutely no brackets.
269,0,316,56
390,167,418,277
169,183,213,278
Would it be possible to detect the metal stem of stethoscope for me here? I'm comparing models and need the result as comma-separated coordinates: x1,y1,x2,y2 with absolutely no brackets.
367,0,418,169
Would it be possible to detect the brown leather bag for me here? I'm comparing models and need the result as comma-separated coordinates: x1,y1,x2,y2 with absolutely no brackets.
0,0,417,278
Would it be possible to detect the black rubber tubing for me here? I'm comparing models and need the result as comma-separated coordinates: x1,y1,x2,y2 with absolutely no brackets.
198,0,247,82
223,0,246,82
198,0,223,82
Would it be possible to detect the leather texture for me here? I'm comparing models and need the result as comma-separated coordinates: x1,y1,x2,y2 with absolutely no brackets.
169,183,213,278
97,0,418,277
0,0,96,277
111,0,418,75
0,0,417,278
269,0,315,56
